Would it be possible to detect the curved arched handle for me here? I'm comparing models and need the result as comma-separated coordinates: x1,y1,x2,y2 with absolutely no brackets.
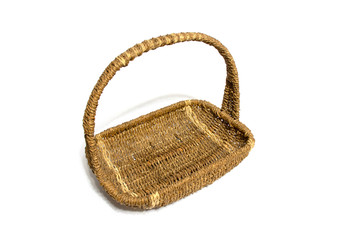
83,32,239,162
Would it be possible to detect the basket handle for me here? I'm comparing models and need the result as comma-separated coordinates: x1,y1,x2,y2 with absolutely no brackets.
83,32,239,154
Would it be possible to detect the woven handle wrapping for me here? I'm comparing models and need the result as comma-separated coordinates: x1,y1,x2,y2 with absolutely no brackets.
83,32,240,167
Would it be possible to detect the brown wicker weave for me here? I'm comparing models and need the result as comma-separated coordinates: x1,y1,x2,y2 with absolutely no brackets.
83,32,255,209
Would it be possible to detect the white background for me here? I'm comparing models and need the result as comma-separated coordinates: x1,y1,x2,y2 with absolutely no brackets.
1,0,359,239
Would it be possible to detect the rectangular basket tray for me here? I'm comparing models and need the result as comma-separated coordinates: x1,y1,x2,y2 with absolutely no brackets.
91,99,254,209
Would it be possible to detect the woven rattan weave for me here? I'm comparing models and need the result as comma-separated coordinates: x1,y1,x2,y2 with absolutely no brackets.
83,32,255,209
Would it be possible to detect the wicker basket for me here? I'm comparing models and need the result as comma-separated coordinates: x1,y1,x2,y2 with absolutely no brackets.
83,32,255,209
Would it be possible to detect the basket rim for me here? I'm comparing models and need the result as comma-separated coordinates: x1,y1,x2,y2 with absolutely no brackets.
88,99,255,209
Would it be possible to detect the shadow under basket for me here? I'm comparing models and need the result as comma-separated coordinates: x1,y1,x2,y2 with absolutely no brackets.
83,32,255,209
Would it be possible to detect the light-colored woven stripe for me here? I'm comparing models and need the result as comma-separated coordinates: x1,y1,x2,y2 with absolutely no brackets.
96,137,138,197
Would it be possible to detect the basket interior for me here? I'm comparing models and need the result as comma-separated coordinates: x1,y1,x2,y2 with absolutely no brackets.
94,100,250,201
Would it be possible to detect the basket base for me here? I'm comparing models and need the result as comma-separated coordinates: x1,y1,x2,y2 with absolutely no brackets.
89,100,254,209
